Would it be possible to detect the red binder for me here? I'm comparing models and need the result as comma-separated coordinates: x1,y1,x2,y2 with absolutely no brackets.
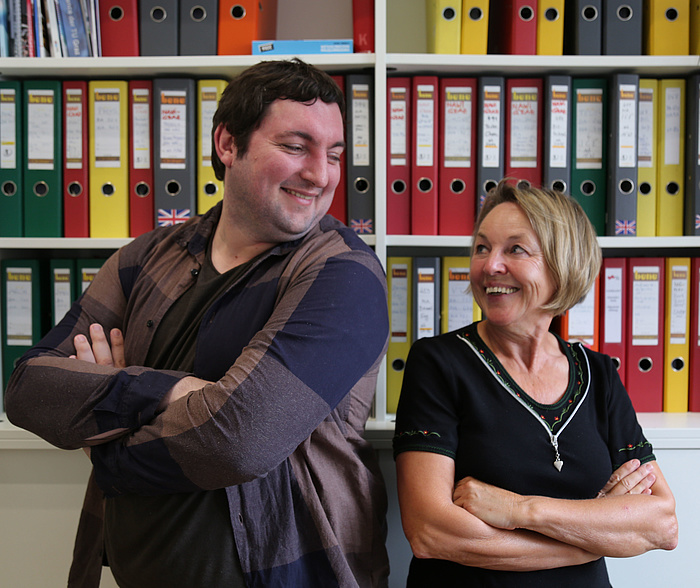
352,0,375,53
217,0,278,55
411,76,439,235
62,81,89,238
493,0,538,55
327,75,347,225
689,257,700,411
438,77,477,235
600,257,627,386
387,77,411,234
625,257,665,412
99,0,139,56
505,77,543,189
128,80,154,238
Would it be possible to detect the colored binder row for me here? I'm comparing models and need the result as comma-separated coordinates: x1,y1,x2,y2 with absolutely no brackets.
426,1,698,56
386,256,482,413
0,78,228,239
387,73,700,238
1,0,375,57
1,257,104,388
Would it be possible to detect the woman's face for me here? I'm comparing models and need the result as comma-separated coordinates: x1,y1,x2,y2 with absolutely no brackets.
470,202,556,329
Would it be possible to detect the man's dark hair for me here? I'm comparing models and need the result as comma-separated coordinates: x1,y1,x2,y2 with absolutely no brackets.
211,58,346,181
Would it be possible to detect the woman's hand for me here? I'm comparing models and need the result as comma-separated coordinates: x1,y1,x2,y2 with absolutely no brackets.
596,459,656,499
453,477,522,530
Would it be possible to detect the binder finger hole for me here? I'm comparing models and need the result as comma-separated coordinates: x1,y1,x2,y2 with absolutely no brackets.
442,7,456,21
468,7,483,21
582,5,599,22
518,5,534,21
619,178,635,195
516,179,530,189
102,183,115,197
166,180,182,196
611,356,621,371
544,8,559,22
671,357,685,372
190,6,207,22
551,180,567,193
639,181,652,196
231,4,246,19
665,8,679,22
391,358,405,372
68,181,83,197
580,180,596,196
354,177,370,194
483,179,498,194
135,182,151,198
391,179,407,195
150,7,167,23
109,6,124,22
33,181,49,197
450,179,465,194
204,182,219,196
638,357,653,373
616,5,633,22
418,178,433,193
2,181,17,197
666,181,680,196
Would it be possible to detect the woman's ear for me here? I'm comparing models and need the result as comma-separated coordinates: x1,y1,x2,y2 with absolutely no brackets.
213,123,237,168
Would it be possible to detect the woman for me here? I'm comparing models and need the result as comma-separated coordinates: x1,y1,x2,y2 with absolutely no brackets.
393,181,678,586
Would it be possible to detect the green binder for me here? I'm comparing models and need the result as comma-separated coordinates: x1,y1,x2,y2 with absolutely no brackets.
23,80,63,237
0,80,23,237
49,259,77,327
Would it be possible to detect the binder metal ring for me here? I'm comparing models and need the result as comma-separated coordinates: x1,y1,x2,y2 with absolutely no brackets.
204,182,219,196
33,181,49,197
190,6,207,22
671,357,685,372
354,177,370,194
109,6,124,22
417,177,433,193
150,7,167,23
639,181,652,196
392,358,405,372
665,8,679,23
391,179,407,195
450,179,466,194
442,7,457,21
68,181,83,197
135,182,151,198
231,4,246,20
666,181,680,196
166,179,182,196
519,5,534,22
1,181,17,197
619,178,635,195
102,183,115,197
611,356,621,371
638,357,653,373
544,7,559,23
581,5,598,22
468,7,483,21
551,180,567,193
616,5,633,22
580,179,596,196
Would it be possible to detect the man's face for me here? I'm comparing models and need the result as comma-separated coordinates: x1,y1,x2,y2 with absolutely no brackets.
225,98,345,245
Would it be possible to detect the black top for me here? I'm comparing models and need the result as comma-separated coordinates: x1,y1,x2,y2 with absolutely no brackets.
394,321,655,587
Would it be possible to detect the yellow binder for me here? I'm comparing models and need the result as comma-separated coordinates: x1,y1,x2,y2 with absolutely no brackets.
656,79,685,236
637,79,658,237
426,1,462,53
197,79,227,215
441,256,481,334
664,257,691,412
88,80,129,238
460,0,489,54
387,257,412,414
644,0,690,55
536,1,565,55
691,1,700,54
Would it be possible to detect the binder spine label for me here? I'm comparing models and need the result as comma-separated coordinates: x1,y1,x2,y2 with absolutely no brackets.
670,266,689,344
416,267,436,339
390,265,409,342
510,86,539,167
549,84,569,169
0,89,17,169
389,88,408,166
351,84,370,167
664,86,682,166
638,87,654,168
575,88,604,169
28,90,56,170
159,90,188,169
94,87,123,168
618,84,637,168
5,267,33,345
444,87,472,169
632,266,661,346
415,84,436,167
482,85,502,169
604,266,623,344
132,88,151,170
447,267,471,332
199,87,219,168
65,88,84,169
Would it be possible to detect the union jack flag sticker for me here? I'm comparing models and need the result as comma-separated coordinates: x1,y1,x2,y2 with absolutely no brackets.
695,214,700,230
350,218,373,234
158,209,191,227
614,219,636,235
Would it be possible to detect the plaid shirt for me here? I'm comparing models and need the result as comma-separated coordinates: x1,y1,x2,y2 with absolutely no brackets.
6,202,390,587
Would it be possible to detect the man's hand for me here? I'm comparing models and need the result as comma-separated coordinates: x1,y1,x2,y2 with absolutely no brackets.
596,459,656,499
71,323,126,368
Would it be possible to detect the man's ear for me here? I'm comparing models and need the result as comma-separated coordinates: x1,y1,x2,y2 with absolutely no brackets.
214,123,237,167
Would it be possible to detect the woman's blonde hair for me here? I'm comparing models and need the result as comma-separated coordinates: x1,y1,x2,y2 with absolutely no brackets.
473,180,602,315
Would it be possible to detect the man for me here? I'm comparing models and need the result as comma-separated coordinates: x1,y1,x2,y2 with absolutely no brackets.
5,59,390,587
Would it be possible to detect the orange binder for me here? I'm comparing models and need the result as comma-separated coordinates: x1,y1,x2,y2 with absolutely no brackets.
387,77,411,234
99,0,139,56
411,76,439,235
217,0,278,55
352,0,375,53
505,77,543,188
62,81,89,238
438,77,477,235
688,257,700,411
491,0,538,55
626,258,665,412
128,80,154,238
327,75,347,225
600,257,627,386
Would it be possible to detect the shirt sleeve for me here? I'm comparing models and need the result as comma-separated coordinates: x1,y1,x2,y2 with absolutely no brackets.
393,336,461,460
90,250,389,496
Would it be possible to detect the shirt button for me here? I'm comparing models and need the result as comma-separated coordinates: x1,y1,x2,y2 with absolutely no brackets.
146,320,154,328
191,268,199,277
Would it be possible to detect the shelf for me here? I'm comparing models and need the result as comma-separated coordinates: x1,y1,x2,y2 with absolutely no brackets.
386,53,700,76
0,54,377,79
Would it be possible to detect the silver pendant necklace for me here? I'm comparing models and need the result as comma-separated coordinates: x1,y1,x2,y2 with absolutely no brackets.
459,332,591,472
